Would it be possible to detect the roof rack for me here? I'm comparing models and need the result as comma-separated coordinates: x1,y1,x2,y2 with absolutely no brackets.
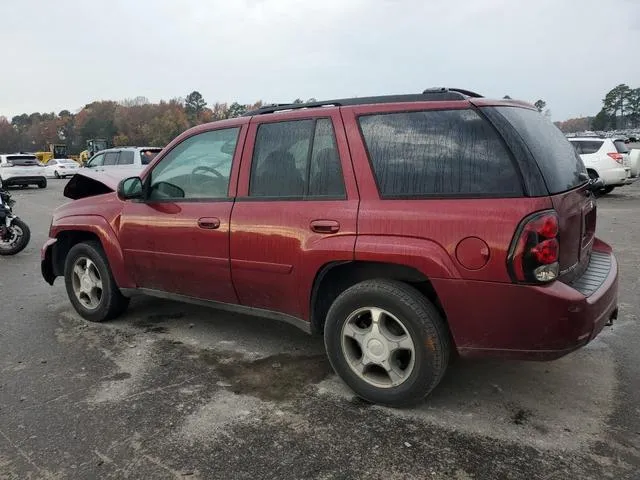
244,88,483,116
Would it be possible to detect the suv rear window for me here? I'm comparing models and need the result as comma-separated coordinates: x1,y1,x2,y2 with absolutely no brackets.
6,155,39,166
493,107,586,194
358,109,522,198
614,140,630,154
570,140,603,155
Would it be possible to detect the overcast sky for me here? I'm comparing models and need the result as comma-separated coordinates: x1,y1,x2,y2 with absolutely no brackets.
1,0,639,121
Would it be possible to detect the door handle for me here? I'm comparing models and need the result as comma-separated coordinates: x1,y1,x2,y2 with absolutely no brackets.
310,219,340,234
198,217,220,229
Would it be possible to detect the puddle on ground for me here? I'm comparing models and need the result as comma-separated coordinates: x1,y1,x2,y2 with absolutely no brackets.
199,351,332,401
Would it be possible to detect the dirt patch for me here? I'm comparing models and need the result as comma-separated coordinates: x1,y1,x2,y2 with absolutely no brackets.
200,351,332,401
147,312,185,322
512,408,533,425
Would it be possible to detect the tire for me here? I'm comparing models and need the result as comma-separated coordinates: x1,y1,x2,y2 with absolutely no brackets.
324,279,450,407
54,171,60,179
38,178,47,189
64,241,130,322
601,186,615,195
0,218,31,255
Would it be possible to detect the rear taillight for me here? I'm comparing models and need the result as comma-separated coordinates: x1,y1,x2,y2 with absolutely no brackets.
507,210,560,284
607,152,623,164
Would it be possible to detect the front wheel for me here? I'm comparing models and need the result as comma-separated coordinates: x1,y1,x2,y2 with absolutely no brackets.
64,241,130,322
54,171,60,179
324,279,450,407
38,178,47,189
0,218,31,255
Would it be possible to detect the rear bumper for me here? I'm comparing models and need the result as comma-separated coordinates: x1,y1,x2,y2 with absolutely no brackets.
600,167,629,186
2,176,46,186
435,240,618,360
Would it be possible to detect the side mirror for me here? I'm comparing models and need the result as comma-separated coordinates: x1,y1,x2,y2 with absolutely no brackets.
117,176,143,201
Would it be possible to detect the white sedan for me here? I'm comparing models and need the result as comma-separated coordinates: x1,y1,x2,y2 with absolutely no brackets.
44,159,80,179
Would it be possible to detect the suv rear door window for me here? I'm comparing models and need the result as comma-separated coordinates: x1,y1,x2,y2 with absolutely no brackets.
117,151,135,165
492,107,586,194
358,109,522,197
249,119,345,198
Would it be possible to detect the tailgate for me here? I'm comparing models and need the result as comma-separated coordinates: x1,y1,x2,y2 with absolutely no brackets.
550,183,595,283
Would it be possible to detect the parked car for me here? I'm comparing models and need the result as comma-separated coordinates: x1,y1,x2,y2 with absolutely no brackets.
568,137,632,193
44,158,80,179
84,147,162,171
41,89,618,406
0,153,47,188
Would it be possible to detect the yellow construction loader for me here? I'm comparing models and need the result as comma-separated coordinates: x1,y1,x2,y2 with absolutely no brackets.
34,144,69,164
79,139,108,165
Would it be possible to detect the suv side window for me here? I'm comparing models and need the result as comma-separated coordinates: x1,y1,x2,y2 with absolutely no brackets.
148,128,239,201
103,151,119,166
359,109,522,197
118,150,135,165
576,140,603,154
249,118,345,198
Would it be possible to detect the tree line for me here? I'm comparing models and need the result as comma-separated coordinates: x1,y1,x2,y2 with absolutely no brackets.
591,84,640,131
554,84,640,133
0,91,315,154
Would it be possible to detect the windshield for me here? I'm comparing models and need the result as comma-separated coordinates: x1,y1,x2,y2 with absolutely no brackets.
493,107,587,194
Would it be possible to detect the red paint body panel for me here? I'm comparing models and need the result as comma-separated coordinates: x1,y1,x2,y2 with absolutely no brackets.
118,200,237,302
438,243,618,359
230,110,359,320
50,211,135,289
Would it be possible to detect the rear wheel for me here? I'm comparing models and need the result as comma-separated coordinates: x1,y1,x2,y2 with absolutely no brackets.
54,171,60,179
64,241,130,322
324,279,450,407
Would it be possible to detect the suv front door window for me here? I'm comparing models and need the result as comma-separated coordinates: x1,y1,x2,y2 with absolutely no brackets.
86,153,104,168
149,129,238,201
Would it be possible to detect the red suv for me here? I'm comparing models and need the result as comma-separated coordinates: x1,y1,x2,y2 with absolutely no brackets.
41,88,619,406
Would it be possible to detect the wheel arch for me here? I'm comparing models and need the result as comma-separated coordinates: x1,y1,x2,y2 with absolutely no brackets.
49,217,133,288
310,260,449,338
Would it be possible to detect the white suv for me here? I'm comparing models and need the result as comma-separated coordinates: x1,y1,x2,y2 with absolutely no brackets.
568,137,631,194
0,153,47,188
84,147,162,172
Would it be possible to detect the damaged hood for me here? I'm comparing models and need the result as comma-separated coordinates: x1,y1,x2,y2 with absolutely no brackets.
64,167,144,200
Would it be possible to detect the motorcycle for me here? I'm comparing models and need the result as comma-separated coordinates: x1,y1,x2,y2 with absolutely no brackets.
0,187,31,255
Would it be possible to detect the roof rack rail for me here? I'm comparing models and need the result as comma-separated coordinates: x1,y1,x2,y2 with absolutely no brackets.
423,87,484,98
244,88,483,116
